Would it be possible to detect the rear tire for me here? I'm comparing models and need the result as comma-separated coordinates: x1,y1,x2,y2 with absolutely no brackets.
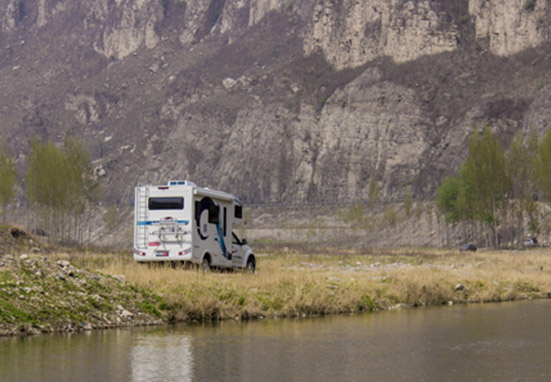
201,257,211,273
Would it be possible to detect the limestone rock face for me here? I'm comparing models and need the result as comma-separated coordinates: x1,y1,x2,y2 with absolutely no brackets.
154,67,430,203
247,0,282,26
180,0,313,44
303,0,551,68
88,0,165,59
469,0,550,56
0,0,165,58
310,70,430,200
304,0,459,69
1,0,21,32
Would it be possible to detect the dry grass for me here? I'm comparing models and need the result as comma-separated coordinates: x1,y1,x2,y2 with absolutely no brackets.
58,248,551,322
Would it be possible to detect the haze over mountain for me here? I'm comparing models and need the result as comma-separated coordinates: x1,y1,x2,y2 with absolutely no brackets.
1,0,551,207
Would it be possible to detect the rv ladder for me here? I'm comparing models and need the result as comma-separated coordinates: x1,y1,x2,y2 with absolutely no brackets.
135,187,149,249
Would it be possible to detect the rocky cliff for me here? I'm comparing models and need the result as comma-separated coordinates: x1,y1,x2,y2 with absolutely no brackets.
1,0,551,210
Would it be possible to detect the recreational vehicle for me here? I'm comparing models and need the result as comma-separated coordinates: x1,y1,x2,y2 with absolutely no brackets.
133,181,255,272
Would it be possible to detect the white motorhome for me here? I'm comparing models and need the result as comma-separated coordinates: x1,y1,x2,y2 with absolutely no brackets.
133,180,255,272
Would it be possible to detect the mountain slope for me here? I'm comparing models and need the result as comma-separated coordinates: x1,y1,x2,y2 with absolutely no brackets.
0,0,550,208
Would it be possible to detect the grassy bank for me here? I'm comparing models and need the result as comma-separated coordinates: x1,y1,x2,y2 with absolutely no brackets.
3,226,551,336
64,247,551,322
0,226,166,336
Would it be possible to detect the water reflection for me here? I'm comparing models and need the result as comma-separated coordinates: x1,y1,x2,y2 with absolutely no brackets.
130,332,193,382
0,330,132,382
1,300,551,382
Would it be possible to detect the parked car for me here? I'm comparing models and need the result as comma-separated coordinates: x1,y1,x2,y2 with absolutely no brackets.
460,243,477,252
523,238,538,248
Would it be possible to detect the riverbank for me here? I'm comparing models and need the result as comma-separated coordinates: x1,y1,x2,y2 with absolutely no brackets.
68,246,551,322
0,251,165,336
0,227,165,336
2,230,551,336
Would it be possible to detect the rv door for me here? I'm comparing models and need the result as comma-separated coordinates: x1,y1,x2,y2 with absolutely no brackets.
231,232,247,267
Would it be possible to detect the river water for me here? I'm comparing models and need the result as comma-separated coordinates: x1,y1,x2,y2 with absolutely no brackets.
2,300,551,381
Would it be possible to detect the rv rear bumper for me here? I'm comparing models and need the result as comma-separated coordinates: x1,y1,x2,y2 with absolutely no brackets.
133,248,193,262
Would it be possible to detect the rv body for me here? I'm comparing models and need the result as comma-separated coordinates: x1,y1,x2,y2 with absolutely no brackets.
133,181,255,271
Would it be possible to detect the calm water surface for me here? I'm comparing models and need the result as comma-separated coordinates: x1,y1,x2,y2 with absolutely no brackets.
1,300,551,381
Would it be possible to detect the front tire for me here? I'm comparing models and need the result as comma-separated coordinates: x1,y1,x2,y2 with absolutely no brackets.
245,257,255,274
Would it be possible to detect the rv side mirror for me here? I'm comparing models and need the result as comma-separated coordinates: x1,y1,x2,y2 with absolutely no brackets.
241,239,247,245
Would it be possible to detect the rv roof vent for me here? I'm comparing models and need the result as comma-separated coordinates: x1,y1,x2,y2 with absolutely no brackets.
168,180,197,187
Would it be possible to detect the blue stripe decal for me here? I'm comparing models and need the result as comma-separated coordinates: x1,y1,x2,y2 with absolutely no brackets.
216,221,227,258
137,220,189,226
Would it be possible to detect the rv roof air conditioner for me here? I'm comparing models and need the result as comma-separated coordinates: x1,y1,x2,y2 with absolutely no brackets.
168,180,197,187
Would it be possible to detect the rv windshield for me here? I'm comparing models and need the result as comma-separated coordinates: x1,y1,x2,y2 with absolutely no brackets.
148,197,184,210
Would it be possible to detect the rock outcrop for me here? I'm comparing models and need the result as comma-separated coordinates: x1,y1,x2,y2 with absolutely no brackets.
304,0,459,69
469,0,551,56
89,0,164,59
0,0,20,32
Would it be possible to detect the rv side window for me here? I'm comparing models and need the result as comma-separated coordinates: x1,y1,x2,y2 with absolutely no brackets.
148,197,184,210
232,232,241,245
234,205,243,219
223,207,227,236
208,204,219,224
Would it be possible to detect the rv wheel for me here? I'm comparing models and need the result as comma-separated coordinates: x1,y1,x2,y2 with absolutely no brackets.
246,257,255,274
201,257,211,273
